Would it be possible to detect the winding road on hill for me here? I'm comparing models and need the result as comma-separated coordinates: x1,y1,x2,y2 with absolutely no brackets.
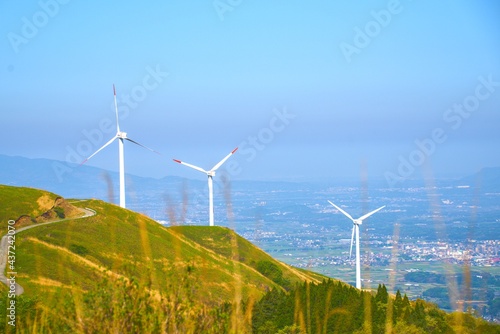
0,206,96,295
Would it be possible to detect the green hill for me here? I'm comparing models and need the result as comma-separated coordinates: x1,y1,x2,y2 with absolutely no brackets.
0,185,84,235
0,185,326,332
11,199,323,300
0,185,59,222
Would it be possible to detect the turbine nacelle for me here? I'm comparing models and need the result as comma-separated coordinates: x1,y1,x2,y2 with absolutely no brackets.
117,131,128,139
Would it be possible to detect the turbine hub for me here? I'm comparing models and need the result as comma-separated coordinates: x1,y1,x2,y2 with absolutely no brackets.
354,219,362,225
208,171,216,177
117,131,127,139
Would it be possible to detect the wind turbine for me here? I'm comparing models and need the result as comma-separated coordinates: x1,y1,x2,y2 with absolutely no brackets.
173,148,238,226
328,201,385,289
81,85,159,208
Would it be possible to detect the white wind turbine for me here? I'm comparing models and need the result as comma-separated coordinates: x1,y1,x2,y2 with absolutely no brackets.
328,200,385,289
173,148,238,226
81,85,160,208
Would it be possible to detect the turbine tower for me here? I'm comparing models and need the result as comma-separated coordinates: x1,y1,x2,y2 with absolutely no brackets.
81,85,159,208
173,148,238,226
328,200,385,289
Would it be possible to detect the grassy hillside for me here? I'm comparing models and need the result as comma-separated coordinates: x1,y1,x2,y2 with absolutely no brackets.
0,185,58,222
170,226,326,289
0,185,330,332
14,199,321,303
0,185,83,235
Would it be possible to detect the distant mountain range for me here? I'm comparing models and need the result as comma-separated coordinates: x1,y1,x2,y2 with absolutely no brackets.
2,154,499,198
459,166,500,190
2,154,500,234
0,154,187,202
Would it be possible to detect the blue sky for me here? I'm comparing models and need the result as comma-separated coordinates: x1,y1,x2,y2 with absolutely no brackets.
1,0,499,184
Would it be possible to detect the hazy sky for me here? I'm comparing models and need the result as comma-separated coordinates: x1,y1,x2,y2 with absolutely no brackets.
1,1,499,184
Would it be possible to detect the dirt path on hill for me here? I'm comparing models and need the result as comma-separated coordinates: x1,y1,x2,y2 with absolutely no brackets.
0,206,96,295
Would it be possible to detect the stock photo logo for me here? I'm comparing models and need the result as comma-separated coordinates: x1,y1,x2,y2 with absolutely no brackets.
183,106,297,190
385,74,499,187
213,0,243,21
238,107,296,163
179,107,296,219
339,0,405,63
7,0,73,54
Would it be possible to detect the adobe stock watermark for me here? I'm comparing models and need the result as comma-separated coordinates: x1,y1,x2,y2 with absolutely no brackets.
213,0,243,21
5,220,17,327
7,0,73,54
52,64,168,182
185,107,296,218
232,106,297,175
339,0,404,63
385,74,499,187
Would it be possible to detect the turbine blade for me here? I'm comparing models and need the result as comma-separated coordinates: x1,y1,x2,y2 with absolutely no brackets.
80,136,117,165
113,84,120,133
328,201,354,221
125,137,161,155
349,225,355,259
173,159,207,174
211,147,238,171
358,205,385,221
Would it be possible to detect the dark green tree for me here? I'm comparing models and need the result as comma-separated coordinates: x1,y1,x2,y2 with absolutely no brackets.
408,300,427,330
393,290,404,321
